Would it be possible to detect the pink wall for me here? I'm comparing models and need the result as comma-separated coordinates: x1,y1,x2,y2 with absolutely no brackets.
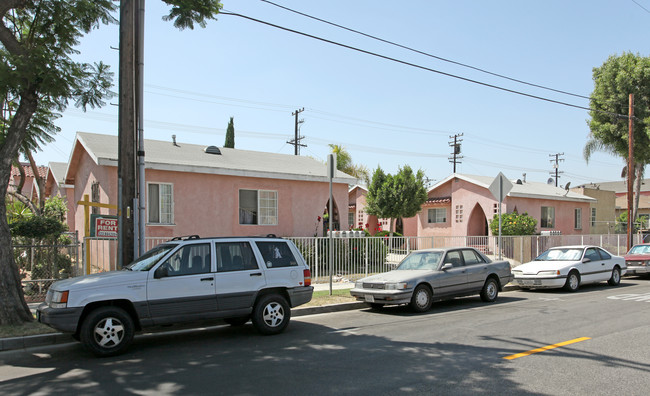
68,150,349,239
408,177,592,237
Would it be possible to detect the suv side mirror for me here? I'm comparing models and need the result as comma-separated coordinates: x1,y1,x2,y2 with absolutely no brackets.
441,263,453,271
154,265,169,279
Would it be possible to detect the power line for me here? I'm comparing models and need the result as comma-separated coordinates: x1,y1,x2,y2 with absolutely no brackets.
632,0,650,13
260,0,590,100
220,11,629,119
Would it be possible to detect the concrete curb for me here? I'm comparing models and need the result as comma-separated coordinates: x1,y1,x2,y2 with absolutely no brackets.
2,284,521,353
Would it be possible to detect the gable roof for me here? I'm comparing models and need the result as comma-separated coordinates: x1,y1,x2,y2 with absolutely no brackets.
68,132,358,184
578,179,650,194
430,173,595,203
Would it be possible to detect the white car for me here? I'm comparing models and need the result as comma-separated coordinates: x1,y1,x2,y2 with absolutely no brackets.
512,245,626,292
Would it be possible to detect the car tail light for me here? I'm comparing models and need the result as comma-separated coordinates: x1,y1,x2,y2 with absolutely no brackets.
303,269,312,286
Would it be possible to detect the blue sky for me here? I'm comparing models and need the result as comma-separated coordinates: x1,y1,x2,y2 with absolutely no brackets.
37,0,649,187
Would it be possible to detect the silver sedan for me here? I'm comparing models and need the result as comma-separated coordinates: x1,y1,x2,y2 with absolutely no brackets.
350,248,513,312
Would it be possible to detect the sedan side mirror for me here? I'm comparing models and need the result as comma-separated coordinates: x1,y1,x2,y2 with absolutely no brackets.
154,265,169,279
441,263,453,271
581,258,591,263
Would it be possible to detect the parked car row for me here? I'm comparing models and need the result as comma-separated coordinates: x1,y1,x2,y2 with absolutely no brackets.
351,244,633,311
37,236,645,357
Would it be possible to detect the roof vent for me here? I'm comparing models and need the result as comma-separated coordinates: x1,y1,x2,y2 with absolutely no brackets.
516,179,523,184
204,146,221,155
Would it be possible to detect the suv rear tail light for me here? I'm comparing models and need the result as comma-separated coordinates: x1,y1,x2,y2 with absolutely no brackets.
303,269,312,286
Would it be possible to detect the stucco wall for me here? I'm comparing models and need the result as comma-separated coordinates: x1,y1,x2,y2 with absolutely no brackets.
69,155,349,239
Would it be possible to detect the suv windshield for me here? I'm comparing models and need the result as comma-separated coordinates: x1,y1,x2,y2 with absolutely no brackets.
396,251,442,270
535,248,583,261
124,243,176,271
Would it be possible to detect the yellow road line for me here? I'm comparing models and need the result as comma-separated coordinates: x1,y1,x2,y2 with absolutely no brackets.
503,337,591,360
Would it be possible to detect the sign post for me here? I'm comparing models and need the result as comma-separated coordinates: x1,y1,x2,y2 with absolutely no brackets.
488,172,513,260
327,154,336,296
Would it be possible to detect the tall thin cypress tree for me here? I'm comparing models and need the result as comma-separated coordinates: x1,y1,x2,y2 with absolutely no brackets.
224,117,235,148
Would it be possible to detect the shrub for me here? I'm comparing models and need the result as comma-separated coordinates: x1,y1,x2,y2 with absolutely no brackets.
489,212,537,236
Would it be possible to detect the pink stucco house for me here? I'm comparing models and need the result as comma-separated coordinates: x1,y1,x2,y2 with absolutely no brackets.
8,162,48,203
348,185,391,235
62,132,356,241
403,174,596,237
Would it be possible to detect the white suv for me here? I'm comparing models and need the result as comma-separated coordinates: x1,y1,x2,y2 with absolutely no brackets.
37,235,313,356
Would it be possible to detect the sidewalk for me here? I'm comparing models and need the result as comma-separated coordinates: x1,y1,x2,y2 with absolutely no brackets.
1,282,518,353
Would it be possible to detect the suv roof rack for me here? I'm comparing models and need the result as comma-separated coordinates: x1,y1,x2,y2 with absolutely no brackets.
170,235,201,241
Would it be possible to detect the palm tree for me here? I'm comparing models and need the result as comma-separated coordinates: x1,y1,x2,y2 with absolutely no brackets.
328,144,369,181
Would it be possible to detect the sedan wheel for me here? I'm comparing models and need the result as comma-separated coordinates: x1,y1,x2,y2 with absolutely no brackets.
608,266,621,286
409,284,433,313
480,277,499,302
563,271,580,292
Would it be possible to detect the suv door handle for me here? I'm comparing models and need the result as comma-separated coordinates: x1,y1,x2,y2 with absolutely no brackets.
201,277,214,281
250,273,263,277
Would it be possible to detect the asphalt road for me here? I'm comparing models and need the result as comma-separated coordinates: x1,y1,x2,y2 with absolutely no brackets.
1,278,649,395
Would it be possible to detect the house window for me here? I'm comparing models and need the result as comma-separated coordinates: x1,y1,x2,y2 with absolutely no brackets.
591,208,597,227
574,208,582,229
493,203,499,215
239,189,278,225
541,206,555,228
428,208,446,223
148,183,173,224
348,212,354,228
455,205,463,223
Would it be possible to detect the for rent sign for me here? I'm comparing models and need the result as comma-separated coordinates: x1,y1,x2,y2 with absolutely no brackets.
90,214,118,238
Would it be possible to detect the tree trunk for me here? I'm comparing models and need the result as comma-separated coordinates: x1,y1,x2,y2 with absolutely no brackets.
0,89,38,325
26,151,45,212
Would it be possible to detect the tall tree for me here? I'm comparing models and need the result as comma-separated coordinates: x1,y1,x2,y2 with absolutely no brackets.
0,0,117,326
0,0,223,326
328,144,369,181
224,116,235,148
365,165,428,237
585,52,650,230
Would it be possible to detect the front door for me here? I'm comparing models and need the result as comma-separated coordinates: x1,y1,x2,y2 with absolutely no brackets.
147,242,217,324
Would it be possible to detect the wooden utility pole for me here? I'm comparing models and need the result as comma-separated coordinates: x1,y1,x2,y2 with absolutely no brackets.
448,133,463,173
287,108,306,155
627,94,634,250
118,0,137,268
549,153,565,187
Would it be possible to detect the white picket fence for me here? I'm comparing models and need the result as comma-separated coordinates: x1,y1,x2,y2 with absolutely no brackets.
82,233,643,283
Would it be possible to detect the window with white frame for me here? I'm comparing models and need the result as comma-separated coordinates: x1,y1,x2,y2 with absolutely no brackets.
148,183,173,224
428,208,446,223
239,189,278,225
541,206,555,228
574,208,582,229
591,208,597,227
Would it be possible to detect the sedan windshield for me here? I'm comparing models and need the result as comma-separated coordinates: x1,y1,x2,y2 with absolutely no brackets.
535,248,583,261
396,251,442,270
124,244,176,271
628,245,650,255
